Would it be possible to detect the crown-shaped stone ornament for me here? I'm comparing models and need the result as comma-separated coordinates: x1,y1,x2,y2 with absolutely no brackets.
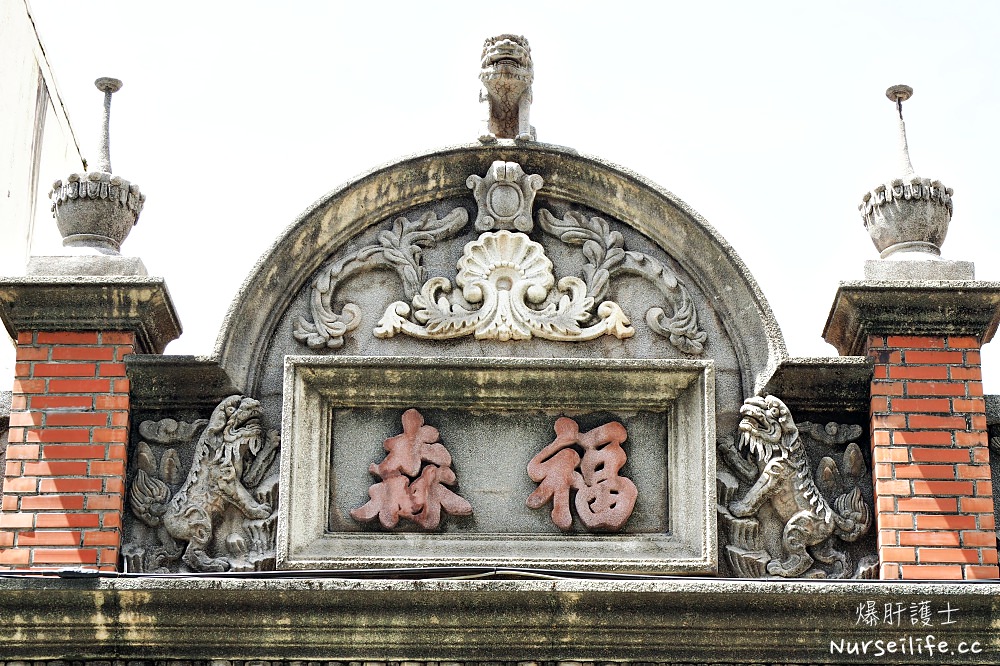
48,77,145,255
860,85,953,259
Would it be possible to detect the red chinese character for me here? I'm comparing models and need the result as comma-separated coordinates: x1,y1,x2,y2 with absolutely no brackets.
351,409,472,530
526,416,637,532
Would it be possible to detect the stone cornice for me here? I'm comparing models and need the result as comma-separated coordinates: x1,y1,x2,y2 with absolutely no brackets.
0,276,182,354
824,280,1000,356
761,356,874,416
0,575,996,662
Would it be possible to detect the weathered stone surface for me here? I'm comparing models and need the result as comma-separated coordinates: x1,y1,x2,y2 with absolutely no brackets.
823,280,1000,356
0,576,996,662
761,356,873,417
478,35,535,142
864,258,974,281
718,396,873,579
0,276,181,353
215,143,782,418
279,356,715,573
125,395,279,573
125,355,239,410
26,254,149,276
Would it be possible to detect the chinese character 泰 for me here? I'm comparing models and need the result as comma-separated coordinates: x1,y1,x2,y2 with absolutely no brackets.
526,416,637,532
350,409,473,530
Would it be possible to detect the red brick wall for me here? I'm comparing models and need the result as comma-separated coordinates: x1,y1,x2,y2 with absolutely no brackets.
868,334,998,579
0,330,132,570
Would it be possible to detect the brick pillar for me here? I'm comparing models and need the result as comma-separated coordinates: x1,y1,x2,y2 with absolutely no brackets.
0,276,180,570
2,331,134,569
826,281,1000,580
867,334,996,579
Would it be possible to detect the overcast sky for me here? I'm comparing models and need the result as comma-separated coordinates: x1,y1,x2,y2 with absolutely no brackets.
23,1,1000,391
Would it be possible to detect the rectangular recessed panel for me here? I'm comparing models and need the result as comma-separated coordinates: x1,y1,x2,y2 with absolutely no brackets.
279,356,716,573
328,407,668,534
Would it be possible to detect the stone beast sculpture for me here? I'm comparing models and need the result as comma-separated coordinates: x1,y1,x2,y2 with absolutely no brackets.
129,395,275,571
720,395,871,577
479,34,535,142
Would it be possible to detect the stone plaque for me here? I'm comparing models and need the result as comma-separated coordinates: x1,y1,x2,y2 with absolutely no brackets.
278,356,715,573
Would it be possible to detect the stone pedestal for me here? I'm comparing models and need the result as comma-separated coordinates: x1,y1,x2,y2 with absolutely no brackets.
0,274,180,570
825,279,1000,580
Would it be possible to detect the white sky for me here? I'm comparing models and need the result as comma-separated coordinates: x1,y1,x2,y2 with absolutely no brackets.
22,0,1000,391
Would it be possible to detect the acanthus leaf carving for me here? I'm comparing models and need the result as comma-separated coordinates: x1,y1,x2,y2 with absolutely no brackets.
292,207,469,349
537,209,707,355
374,230,634,342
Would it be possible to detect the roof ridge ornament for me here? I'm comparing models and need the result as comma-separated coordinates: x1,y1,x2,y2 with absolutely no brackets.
859,85,953,260
478,34,536,143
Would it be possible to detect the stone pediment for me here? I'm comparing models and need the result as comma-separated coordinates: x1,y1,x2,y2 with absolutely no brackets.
216,142,784,402
125,142,793,576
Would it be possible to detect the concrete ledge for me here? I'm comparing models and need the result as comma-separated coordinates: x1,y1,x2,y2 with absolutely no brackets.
0,575,996,662
27,254,149,277
125,354,239,410
0,276,182,354
762,356,873,417
823,281,1000,356
865,259,975,281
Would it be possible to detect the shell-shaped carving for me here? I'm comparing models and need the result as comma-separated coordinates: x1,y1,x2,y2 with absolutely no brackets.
457,230,555,304
160,449,182,485
816,456,841,496
136,441,157,475
843,442,866,480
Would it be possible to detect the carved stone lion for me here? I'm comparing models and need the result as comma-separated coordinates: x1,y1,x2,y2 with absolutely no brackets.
479,34,535,142
719,396,871,577
129,395,276,572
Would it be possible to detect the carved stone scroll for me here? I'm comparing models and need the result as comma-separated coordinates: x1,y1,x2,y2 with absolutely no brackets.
351,409,472,530
526,416,637,532
716,396,874,579
126,395,280,573
538,209,707,355
375,230,634,341
292,208,468,349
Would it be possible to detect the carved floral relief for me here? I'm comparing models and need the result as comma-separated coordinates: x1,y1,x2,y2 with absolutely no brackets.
351,409,473,530
292,161,708,354
375,229,633,342
526,416,637,532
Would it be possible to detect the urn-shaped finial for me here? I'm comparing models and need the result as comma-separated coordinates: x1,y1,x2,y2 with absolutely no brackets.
859,85,953,259
48,77,145,255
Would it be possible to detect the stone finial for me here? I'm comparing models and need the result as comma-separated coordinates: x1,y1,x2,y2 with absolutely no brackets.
94,76,122,173
478,34,536,142
859,85,953,260
48,77,145,256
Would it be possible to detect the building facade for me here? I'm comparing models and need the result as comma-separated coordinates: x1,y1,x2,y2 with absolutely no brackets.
0,31,998,666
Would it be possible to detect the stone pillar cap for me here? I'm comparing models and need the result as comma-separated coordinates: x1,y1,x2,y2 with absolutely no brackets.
0,276,182,354
823,280,1000,356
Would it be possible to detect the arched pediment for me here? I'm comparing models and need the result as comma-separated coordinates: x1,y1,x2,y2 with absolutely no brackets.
215,142,785,414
